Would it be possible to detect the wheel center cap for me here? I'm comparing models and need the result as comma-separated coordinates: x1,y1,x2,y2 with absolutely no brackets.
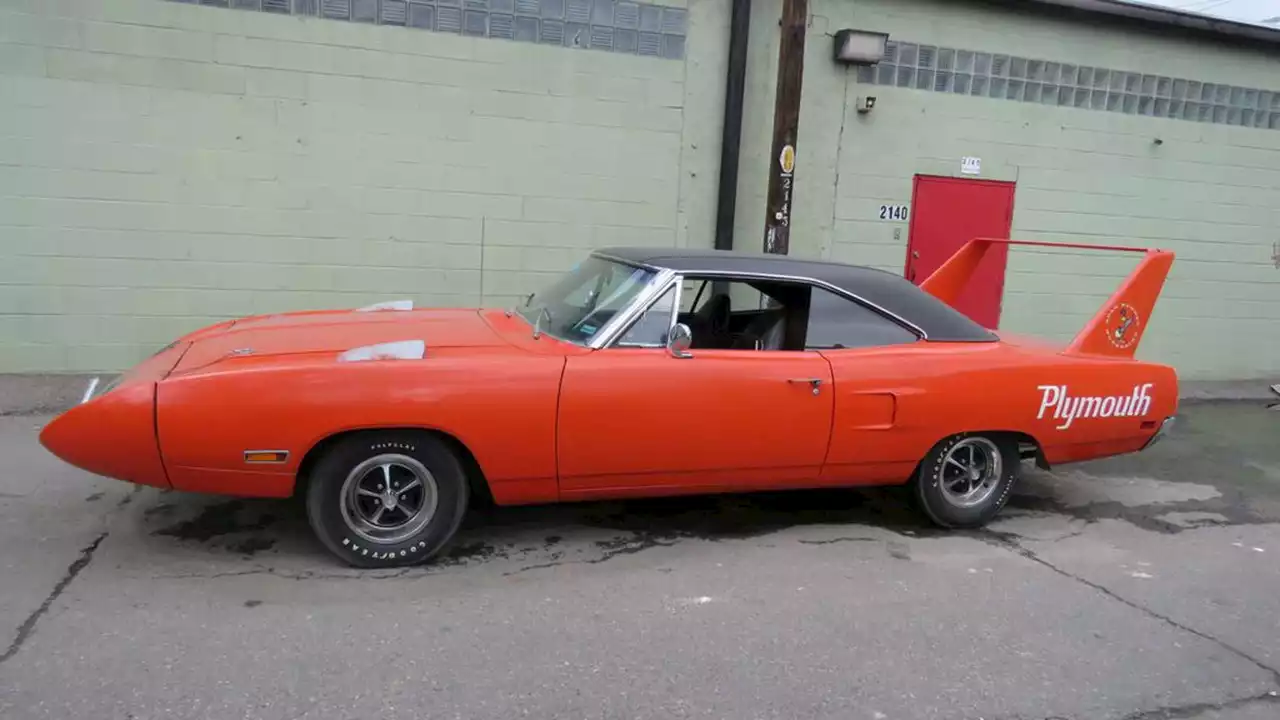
381,492,398,510
968,469,982,482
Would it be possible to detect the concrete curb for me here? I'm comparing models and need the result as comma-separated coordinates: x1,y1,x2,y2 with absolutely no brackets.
1178,380,1280,403
2,372,1276,417
0,374,113,417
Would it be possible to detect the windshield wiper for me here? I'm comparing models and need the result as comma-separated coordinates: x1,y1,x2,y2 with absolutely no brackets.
505,292,535,318
532,306,552,339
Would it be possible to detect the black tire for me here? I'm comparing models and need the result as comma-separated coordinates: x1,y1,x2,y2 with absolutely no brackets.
912,432,1020,529
304,430,470,568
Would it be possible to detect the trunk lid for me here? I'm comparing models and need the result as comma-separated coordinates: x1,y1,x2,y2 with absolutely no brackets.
992,330,1068,354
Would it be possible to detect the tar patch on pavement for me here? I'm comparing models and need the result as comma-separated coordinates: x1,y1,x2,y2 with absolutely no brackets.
573,487,937,541
229,536,276,556
152,500,288,546
439,540,502,563
143,503,176,519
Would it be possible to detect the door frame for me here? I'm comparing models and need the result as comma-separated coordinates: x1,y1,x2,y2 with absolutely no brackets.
903,174,1017,328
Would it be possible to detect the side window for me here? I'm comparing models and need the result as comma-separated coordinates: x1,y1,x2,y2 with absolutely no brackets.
805,288,918,349
678,277,792,351
616,286,676,348
678,279,770,315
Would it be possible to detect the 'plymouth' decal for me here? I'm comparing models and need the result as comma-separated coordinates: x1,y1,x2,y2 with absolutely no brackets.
1037,383,1153,430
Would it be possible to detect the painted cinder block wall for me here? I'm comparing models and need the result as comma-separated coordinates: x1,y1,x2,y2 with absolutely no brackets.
748,0,1280,382
0,0,729,373
4,0,1278,382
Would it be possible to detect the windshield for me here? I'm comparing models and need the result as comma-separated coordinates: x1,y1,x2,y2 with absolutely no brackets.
515,256,662,346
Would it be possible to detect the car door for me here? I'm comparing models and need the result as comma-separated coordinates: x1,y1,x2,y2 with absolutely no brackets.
555,279,834,499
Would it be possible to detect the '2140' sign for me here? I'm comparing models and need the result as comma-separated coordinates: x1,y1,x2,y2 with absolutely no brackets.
878,204,909,221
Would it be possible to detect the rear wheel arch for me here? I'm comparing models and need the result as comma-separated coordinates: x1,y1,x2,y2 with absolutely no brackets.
998,427,1049,468
998,429,1050,470
294,427,495,507
919,428,1048,472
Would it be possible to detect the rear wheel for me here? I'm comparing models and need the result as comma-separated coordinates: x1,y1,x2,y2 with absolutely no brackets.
305,431,470,568
912,433,1019,529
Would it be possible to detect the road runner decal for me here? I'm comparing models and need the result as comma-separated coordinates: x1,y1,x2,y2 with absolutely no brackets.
1037,383,1153,430
1105,302,1141,350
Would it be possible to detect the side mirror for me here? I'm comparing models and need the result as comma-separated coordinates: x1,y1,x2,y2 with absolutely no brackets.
666,323,693,359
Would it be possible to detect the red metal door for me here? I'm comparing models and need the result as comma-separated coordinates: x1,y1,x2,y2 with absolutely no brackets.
904,176,1016,329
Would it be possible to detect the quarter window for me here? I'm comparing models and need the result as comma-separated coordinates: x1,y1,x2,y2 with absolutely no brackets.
804,287,918,349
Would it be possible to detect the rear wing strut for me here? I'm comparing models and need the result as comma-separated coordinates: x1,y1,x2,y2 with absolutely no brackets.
919,238,1175,358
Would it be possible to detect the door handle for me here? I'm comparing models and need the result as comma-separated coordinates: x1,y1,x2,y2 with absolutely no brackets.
787,378,823,395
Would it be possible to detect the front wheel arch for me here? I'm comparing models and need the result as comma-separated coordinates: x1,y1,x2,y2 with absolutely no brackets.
294,427,494,508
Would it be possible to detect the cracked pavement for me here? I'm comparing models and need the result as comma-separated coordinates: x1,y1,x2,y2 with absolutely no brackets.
1,401,1279,719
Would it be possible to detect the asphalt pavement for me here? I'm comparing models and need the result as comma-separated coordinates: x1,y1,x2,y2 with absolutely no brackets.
1,401,1278,720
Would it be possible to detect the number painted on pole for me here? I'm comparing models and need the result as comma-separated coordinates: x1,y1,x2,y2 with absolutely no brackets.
878,204,909,221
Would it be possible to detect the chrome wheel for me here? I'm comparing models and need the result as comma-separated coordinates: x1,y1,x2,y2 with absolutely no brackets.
939,437,1003,509
338,454,439,545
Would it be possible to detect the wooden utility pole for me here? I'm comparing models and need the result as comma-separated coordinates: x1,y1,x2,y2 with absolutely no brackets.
762,0,808,255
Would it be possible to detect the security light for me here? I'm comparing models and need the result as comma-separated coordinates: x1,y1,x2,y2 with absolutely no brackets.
833,29,889,65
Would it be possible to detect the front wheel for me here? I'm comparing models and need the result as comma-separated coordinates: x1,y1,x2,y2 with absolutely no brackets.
912,433,1020,529
305,431,470,568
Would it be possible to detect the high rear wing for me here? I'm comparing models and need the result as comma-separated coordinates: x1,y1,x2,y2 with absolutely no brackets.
919,238,1175,358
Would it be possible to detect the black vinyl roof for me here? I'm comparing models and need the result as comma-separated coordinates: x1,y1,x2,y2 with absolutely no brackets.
594,247,998,343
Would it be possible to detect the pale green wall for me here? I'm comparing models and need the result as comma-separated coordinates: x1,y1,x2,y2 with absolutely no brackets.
0,0,728,372
728,0,779,253
774,0,1280,381
4,0,1278,382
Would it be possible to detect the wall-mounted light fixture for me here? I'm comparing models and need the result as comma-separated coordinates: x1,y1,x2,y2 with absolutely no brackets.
832,29,890,65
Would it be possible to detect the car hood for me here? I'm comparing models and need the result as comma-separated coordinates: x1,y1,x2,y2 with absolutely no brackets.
169,307,505,375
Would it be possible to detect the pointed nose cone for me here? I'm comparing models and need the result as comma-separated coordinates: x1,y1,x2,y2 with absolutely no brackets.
39,381,171,489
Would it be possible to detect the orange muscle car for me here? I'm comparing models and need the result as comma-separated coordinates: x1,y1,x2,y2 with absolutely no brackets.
40,239,1178,567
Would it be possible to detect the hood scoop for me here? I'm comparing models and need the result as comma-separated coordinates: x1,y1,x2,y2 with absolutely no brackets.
356,299,414,312
338,340,426,363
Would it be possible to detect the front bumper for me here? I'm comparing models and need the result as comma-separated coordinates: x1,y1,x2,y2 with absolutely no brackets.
39,343,191,489
1142,415,1177,450
40,379,171,489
